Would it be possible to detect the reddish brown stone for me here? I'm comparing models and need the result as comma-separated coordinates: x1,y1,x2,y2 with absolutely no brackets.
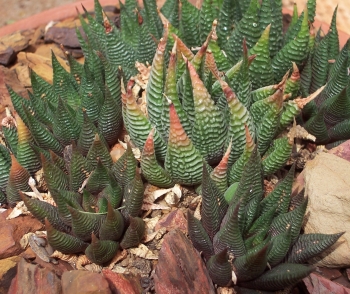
7,258,62,294
154,229,215,294
33,257,73,278
102,269,142,294
303,273,350,294
154,209,187,234
0,215,44,259
329,140,350,163
332,274,350,289
61,270,111,294
317,267,342,280
44,27,80,48
0,46,16,65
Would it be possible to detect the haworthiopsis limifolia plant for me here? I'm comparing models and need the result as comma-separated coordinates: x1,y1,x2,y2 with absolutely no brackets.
0,0,346,290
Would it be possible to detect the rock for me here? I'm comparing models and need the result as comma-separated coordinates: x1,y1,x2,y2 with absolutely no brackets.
154,209,187,234
332,274,350,289
13,64,31,87
0,256,21,294
329,139,350,163
292,141,350,196
7,258,62,294
0,31,30,52
33,257,73,278
45,27,81,48
303,273,350,294
102,269,142,294
154,229,215,294
346,268,350,281
0,222,17,260
0,44,16,66
0,214,44,259
0,65,28,121
317,267,342,280
61,270,111,294
16,49,69,84
303,152,350,267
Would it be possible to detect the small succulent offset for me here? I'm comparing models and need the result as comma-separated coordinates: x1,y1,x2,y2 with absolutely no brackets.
0,0,347,284
187,148,343,290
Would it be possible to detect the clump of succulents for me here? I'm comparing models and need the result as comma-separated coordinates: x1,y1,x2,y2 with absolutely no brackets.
0,0,347,284
187,147,343,290
4,123,145,265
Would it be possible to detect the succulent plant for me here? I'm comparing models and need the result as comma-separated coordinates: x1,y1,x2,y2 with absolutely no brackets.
18,141,145,265
0,0,347,283
188,148,343,290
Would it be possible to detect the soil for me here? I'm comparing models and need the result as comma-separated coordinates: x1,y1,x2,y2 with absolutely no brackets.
0,0,81,28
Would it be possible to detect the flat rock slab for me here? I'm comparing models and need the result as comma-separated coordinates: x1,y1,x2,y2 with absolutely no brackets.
303,152,350,267
154,229,215,294
61,270,111,294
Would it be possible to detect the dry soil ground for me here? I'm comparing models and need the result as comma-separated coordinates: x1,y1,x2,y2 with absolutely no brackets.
1,0,81,27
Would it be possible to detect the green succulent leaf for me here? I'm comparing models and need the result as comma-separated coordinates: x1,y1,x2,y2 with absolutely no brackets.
45,218,88,254
122,80,167,161
86,159,111,194
99,202,125,241
141,129,175,188
0,145,11,194
201,162,228,240
179,0,201,48
85,233,119,265
272,8,309,82
249,24,274,90
240,263,314,291
68,206,106,242
2,123,18,156
120,216,145,249
20,191,70,232
224,0,261,64
15,116,41,175
213,202,246,257
287,232,344,264
233,243,269,282
5,156,31,205
111,143,137,189
269,198,308,243
164,104,203,186
267,227,292,266
121,171,144,221
187,210,215,261
206,249,232,287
